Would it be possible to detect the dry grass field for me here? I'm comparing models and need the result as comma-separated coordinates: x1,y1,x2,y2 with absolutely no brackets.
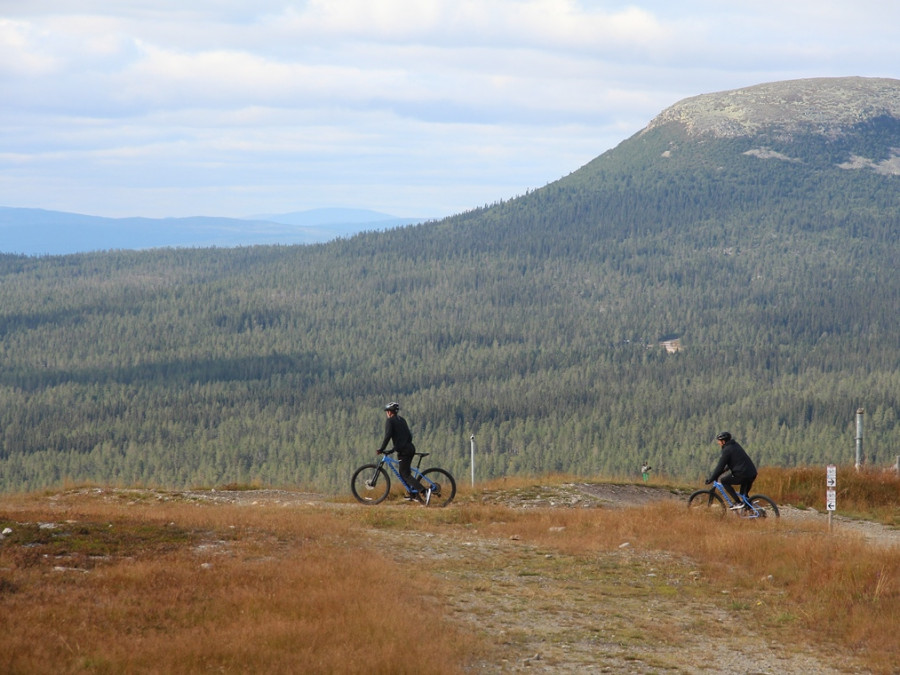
0,468,897,674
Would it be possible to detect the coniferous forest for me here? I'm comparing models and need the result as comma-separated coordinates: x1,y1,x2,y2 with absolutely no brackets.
1,116,898,493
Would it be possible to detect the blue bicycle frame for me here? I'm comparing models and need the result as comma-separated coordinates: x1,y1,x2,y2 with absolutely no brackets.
379,453,430,493
710,480,768,518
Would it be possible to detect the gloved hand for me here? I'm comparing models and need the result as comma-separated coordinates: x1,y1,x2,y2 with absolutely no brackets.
376,448,383,454
704,478,712,485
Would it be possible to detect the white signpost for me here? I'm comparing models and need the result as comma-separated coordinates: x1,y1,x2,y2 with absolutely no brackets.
470,435,476,488
826,465,837,531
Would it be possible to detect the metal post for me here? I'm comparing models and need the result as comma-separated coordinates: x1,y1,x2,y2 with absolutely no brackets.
469,435,476,488
855,408,864,470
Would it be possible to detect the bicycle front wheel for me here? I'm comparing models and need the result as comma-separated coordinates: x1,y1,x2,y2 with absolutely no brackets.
687,489,726,515
747,494,780,518
420,468,456,507
351,464,391,504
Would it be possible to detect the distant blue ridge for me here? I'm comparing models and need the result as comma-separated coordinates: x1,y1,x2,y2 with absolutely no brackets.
0,206,427,256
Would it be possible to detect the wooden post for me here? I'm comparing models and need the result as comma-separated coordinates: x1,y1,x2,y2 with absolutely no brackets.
826,465,836,532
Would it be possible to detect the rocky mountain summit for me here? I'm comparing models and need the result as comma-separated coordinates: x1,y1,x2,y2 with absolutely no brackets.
642,76,900,175
645,76,900,138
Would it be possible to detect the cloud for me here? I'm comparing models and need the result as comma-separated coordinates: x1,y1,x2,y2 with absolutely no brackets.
1,1,898,219
0,18,60,76
278,0,668,51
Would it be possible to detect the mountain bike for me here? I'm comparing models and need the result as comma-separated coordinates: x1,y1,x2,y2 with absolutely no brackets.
351,452,456,507
687,480,779,518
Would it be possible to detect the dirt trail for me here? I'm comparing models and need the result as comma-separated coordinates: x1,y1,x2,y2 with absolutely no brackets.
369,483,890,674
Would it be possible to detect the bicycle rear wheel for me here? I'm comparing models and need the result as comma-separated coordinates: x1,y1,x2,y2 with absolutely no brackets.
351,464,391,504
747,494,780,518
420,468,456,507
687,488,726,515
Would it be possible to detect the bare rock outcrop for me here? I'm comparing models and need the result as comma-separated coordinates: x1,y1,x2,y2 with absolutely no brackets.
644,76,900,139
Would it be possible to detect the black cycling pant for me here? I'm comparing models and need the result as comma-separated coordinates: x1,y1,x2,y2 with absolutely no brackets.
720,472,755,504
397,449,425,494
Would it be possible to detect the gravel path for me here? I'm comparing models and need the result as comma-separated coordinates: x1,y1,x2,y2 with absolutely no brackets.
775,504,898,548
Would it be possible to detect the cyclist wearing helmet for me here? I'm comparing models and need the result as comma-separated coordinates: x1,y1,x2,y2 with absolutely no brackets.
706,432,758,509
377,402,429,502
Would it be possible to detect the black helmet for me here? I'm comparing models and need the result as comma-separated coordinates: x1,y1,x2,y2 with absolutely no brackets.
384,401,400,413
716,431,732,443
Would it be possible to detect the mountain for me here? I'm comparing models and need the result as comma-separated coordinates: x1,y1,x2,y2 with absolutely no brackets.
0,76,897,493
0,207,426,255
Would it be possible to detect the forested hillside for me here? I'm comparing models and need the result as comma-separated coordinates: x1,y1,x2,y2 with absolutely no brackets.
1,77,898,493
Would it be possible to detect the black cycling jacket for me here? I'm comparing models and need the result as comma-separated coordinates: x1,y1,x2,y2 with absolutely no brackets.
708,439,758,482
378,414,414,454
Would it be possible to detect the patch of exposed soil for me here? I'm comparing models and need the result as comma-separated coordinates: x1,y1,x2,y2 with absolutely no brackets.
573,482,687,508
473,482,686,510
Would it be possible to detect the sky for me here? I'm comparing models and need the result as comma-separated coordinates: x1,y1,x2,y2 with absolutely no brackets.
1,1,898,220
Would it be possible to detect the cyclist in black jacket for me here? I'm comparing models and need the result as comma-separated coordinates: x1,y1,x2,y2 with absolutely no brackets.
377,402,429,502
706,432,758,509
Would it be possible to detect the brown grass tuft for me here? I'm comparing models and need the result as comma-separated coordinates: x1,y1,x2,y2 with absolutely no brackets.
758,465,899,525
